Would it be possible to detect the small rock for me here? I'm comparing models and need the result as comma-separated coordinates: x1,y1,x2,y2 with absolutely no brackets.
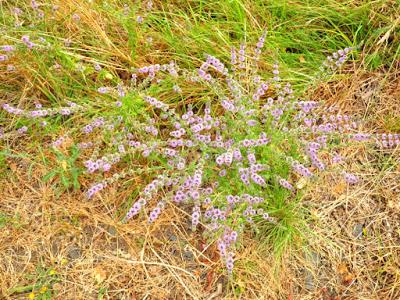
116,237,129,251
68,247,81,260
183,250,194,262
353,223,363,239
104,224,117,236
169,246,179,256
164,227,177,241
305,270,314,290
166,232,177,242
51,240,61,256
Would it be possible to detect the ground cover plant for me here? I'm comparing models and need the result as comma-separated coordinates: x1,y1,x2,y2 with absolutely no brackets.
0,0,399,299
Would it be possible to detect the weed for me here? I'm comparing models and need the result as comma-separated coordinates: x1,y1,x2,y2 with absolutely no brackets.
43,145,82,190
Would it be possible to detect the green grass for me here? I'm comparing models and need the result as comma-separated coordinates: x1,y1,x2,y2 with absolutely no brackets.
8,265,59,299
1,1,398,94
42,145,83,193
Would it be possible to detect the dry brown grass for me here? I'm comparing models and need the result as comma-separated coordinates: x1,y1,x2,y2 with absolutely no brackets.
0,161,291,299
2,155,398,299
292,147,400,299
309,61,400,132
0,165,207,299
292,64,400,299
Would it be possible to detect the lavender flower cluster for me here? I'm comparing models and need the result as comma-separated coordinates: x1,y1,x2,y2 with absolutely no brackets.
2,29,398,275
2,102,81,118
74,34,378,274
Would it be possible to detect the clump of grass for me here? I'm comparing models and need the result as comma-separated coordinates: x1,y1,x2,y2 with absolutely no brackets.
8,265,59,300
42,144,83,193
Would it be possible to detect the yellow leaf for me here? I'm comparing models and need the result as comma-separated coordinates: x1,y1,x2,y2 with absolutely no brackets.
296,177,307,189
10,163,18,172
343,272,355,285
49,269,56,275
333,181,346,195
105,73,113,80
337,263,348,275
299,55,306,63
61,160,68,171
93,266,107,283
362,227,367,236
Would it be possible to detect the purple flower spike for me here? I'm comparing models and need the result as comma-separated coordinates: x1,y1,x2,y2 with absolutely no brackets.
279,178,294,191
1,45,15,52
343,172,358,184
98,87,109,94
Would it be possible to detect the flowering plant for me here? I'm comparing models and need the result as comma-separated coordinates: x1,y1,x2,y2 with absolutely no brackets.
79,33,361,274
2,31,397,275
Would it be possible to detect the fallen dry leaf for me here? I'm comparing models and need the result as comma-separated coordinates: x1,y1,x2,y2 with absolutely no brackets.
296,177,307,189
93,266,107,283
61,160,68,171
337,262,355,285
343,272,355,285
332,181,346,195
337,263,348,275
